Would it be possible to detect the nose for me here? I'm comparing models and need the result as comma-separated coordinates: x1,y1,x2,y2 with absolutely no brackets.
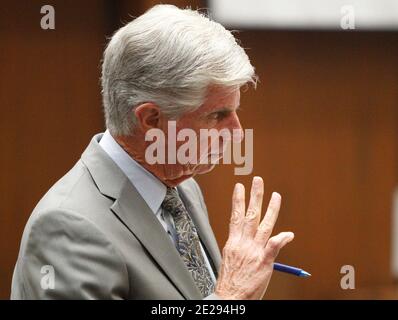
228,112,244,143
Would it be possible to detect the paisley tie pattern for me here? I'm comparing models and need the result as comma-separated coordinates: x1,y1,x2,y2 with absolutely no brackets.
161,187,215,297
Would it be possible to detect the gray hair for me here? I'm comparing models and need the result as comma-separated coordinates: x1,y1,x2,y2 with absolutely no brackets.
101,4,257,136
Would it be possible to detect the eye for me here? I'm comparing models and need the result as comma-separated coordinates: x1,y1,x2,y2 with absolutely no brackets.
209,111,229,121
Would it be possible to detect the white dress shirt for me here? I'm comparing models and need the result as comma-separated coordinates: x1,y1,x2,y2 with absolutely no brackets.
99,130,216,285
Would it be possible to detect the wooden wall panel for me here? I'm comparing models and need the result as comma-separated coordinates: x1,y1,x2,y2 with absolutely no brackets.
0,1,112,298
1,0,397,300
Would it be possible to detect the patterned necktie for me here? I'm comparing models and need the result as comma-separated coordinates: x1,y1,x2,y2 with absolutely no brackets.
161,187,215,297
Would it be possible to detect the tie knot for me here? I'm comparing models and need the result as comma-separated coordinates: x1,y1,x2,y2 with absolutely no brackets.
165,187,178,199
162,187,184,217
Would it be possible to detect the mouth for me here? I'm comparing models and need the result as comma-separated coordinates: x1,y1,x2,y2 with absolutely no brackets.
208,153,224,162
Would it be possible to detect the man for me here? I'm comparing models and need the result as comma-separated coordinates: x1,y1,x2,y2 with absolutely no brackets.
11,4,294,300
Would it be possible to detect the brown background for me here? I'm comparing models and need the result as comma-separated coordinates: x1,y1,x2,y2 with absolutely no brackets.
0,0,397,299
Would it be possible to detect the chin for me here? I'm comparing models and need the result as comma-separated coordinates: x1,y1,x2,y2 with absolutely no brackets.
195,164,216,175
163,163,216,187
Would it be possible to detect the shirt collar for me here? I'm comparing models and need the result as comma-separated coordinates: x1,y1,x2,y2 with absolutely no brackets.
99,130,166,214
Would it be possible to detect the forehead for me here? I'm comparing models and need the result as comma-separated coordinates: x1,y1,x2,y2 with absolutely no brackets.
194,85,241,114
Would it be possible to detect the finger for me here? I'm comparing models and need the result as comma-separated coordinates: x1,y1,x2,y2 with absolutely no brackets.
263,232,295,263
241,177,264,240
254,192,281,246
228,183,245,241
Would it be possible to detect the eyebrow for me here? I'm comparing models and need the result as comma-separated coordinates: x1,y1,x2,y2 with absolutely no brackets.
213,105,240,113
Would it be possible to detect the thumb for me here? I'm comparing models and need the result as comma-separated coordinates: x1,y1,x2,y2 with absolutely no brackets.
264,232,295,262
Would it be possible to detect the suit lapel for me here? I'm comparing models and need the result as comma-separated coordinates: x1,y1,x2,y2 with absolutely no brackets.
110,179,203,299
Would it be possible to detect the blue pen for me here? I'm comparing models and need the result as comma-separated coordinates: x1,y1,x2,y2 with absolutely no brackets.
273,263,311,277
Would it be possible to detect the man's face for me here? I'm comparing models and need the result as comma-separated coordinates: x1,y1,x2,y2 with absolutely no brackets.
159,85,242,186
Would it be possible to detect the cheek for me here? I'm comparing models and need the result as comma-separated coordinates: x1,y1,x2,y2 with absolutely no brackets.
176,119,227,157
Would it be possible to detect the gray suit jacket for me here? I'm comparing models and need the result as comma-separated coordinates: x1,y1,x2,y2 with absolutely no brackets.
11,133,222,299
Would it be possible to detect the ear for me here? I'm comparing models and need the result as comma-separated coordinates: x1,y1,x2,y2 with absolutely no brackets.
134,103,161,131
